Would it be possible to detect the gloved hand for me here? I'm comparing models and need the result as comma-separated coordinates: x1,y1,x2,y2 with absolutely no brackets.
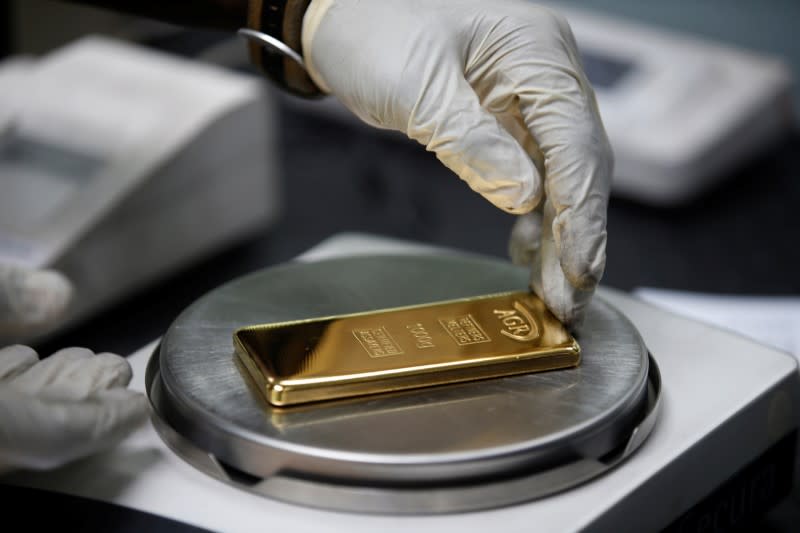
0,345,148,474
302,0,612,326
0,264,74,339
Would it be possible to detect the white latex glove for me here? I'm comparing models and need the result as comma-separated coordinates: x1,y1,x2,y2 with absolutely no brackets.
0,264,74,339
0,345,148,473
302,0,612,326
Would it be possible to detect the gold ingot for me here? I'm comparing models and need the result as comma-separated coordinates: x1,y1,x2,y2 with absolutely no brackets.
233,291,580,406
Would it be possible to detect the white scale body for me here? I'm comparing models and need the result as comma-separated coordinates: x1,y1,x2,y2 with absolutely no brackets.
550,2,793,205
0,36,281,344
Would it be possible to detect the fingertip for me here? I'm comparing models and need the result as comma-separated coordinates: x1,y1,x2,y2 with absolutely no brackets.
49,347,94,362
531,201,596,327
112,389,150,424
0,345,39,380
0,344,37,355
537,276,593,328
96,389,150,436
93,352,134,388
530,277,587,327
554,214,607,291
548,293,589,328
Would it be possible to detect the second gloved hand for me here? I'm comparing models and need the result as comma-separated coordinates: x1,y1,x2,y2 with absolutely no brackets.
0,345,148,474
302,0,612,326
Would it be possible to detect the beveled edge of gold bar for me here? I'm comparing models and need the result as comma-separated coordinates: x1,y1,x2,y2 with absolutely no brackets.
268,341,580,406
234,344,582,406
232,291,580,406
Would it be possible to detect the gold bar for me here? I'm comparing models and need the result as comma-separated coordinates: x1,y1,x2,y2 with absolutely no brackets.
233,291,580,406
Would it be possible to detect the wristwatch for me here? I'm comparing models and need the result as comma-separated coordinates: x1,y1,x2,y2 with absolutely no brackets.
240,0,323,98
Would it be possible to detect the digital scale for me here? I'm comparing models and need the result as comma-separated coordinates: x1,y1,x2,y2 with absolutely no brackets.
147,253,660,514
4,233,798,532
548,2,793,205
0,36,280,344
280,1,793,206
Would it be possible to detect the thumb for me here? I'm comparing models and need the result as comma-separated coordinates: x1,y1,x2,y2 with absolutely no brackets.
408,73,542,215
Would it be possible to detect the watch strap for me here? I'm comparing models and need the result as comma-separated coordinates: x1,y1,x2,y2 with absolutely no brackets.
245,0,322,98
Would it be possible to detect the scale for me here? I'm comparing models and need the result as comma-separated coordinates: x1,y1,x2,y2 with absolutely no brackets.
3,234,798,531
147,252,661,514
0,35,280,343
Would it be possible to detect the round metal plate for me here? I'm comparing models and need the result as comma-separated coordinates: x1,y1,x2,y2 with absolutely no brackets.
149,254,659,513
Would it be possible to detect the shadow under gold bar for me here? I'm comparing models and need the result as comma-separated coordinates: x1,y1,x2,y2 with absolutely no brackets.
234,291,580,406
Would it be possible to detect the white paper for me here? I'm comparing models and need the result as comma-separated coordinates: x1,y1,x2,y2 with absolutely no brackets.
633,287,800,358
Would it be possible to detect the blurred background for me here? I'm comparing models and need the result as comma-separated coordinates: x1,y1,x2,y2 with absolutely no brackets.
0,0,798,529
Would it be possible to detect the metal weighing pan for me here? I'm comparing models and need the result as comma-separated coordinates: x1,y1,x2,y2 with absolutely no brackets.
146,254,661,514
